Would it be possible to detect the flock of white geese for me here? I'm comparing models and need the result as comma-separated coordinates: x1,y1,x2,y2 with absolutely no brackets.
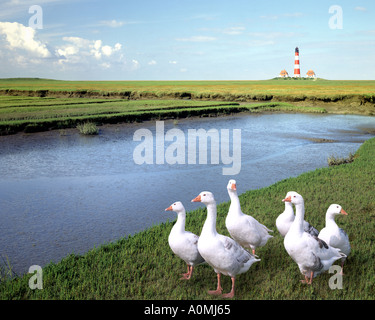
165,179,350,298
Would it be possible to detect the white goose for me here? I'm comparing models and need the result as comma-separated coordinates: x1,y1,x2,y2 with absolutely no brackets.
225,179,273,255
318,204,350,274
276,191,319,237
192,191,260,298
165,201,205,280
283,192,346,284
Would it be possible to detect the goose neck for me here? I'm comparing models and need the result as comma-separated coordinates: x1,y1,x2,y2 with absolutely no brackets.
325,214,337,228
174,211,186,233
291,202,305,234
201,202,218,237
228,190,241,215
284,202,294,218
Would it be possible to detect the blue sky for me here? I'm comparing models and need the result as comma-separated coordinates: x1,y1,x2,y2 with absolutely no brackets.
0,0,374,80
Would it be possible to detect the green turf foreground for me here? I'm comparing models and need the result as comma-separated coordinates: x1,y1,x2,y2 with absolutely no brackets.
1,136,374,300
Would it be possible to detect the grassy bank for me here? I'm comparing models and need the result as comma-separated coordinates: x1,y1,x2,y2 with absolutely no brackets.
1,78,375,99
1,137,374,300
0,78,374,135
0,78,374,115
0,96,326,135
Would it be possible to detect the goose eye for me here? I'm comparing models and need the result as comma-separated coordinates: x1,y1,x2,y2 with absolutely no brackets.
203,194,206,196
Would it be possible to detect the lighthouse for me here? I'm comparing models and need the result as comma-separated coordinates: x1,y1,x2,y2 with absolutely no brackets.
294,47,300,78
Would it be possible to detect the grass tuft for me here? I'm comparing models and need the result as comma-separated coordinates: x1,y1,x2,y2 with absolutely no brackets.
76,122,99,135
0,255,17,283
328,152,355,166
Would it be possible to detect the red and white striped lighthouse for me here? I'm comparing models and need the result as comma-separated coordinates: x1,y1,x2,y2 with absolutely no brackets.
294,47,300,78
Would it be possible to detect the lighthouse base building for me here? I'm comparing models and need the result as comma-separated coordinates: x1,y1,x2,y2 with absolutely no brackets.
279,69,289,78
306,70,316,78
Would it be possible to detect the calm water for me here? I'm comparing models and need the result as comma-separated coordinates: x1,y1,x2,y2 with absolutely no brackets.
1,113,375,274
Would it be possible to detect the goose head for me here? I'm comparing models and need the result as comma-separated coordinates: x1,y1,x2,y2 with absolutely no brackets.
282,191,304,206
282,191,293,202
282,191,294,207
191,191,216,205
165,201,185,213
227,179,237,191
326,204,348,218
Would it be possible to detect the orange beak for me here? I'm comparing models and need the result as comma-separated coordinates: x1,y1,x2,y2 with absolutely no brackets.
231,184,237,191
282,195,292,202
165,205,173,211
340,208,348,215
191,194,201,202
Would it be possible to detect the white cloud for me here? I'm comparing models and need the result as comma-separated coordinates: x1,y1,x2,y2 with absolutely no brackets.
247,40,274,47
98,19,141,28
0,21,124,70
175,36,217,42
56,37,122,62
223,27,245,35
100,62,111,69
187,14,219,21
148,60,157,65
354,6,367,12
99,20,125,28
0,21,51,58
169,60,177,64
132,59,139,69
260,12,303,20
101,45,113,57
248,31,301,39
56,44,78,57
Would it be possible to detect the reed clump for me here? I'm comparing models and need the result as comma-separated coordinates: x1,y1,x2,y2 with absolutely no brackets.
76,122,99,135
328,152,355,166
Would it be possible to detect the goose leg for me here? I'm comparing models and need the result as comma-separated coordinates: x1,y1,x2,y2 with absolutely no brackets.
208,273,223,296
188,266,194,279
301,271,313,284
308,271,313,284
180,264,191,280
222,277,235,299
340,258,345,275
300,275,309,284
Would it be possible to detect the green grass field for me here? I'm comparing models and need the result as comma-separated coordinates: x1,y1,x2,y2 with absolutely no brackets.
1,137,374,300
1,78,375,98
0,95,326,135
0,79,373,131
